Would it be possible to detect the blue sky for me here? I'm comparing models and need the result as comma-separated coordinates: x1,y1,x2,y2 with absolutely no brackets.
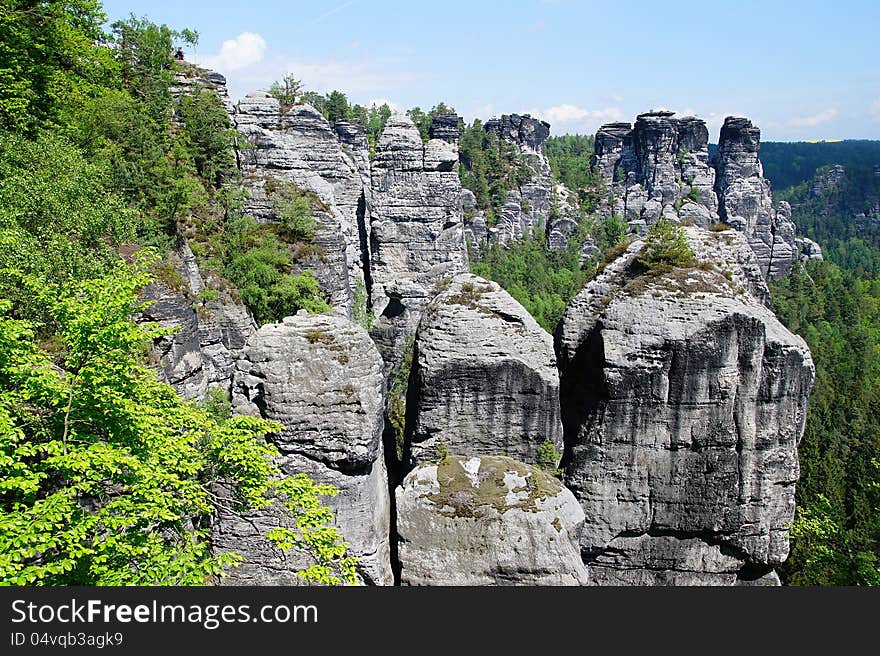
101,0,880,141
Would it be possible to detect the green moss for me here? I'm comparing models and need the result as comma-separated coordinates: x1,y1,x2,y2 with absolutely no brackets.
426,455,563,518
305,329,335,345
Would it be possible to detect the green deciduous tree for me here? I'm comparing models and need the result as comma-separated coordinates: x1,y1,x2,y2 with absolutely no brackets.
0,257,355,585
0,0,118,133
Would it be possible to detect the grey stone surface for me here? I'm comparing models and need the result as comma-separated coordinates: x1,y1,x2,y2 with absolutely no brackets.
216,312,392,585
555,227,815,585
715,117,799,280
396,455,589,585
593,112,807,280
407,273,563,468
139,244,256,401
368,114,469,374
593,113,718,228
234,96,371,314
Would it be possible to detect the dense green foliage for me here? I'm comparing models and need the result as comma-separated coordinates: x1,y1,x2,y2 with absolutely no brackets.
0,4,351,585
544,134,603,212
771,262,880,585
776,164,880,274
471,229,591,332
0,0,117,133
0,261,356,585
758,140,880,190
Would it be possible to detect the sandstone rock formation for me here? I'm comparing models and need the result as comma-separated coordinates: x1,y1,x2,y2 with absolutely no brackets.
593,113,808,280
368,114,469,373
234,93,371,315
396,455,589,585
407,273,563,468
140,244,256,401
592,112,718,230
714,117,799,279
465,113,581,252
214,312,392,585
555,227,815,585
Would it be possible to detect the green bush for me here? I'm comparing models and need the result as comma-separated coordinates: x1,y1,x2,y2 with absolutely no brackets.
637,219,694,270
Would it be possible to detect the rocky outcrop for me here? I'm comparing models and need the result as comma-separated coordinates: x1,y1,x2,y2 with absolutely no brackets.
714,117,799,279
234,93,371,315
396,455,589,585
368,114,469,373
810,164,846,198
796,237,824,264
592,112,718,230
171,62,234,114
215,312,392,585
555,227,814,585
593,113,808,280
140,244,256,401
407,274,563,468
428,113,461,143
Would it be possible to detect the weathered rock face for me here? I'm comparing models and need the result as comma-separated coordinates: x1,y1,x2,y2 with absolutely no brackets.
140,244,257,401
407,274,563,468
592,112,718,229
171,63,234,114
555,227,814,585
234,94,371,314
714,117,799,280
594,113,808,280
796,237,824,264
215,312,392,585
428,113,461,143
396,455,589,585
485,114,551,152
469,113,581,252
368,114,469,373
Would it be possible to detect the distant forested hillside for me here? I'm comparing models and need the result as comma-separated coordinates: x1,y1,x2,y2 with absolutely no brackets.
760,140,880,190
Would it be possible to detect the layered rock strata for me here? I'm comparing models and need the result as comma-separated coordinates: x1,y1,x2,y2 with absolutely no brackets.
407,274,563,468
141,244,256,401
592,113,805,279
714,117,799,279
465,114,580,252
396,455,589,585
234,93,371,314
555,227,815,585
368,114,469,373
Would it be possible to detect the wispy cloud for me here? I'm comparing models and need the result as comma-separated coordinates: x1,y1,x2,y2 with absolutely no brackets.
279,57,416,95
525,104,625,133
303,1,359,28
789,108,838,127
871,99,880,123
367,98,400,112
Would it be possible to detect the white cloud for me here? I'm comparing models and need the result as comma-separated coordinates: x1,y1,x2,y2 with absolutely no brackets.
279,57,416,95
191,32,266,72
525,104,625,134
871,98,880,122
789,108,838,127
367,98,399,112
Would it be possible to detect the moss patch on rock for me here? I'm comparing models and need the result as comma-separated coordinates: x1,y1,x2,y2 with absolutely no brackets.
425,455,562,518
